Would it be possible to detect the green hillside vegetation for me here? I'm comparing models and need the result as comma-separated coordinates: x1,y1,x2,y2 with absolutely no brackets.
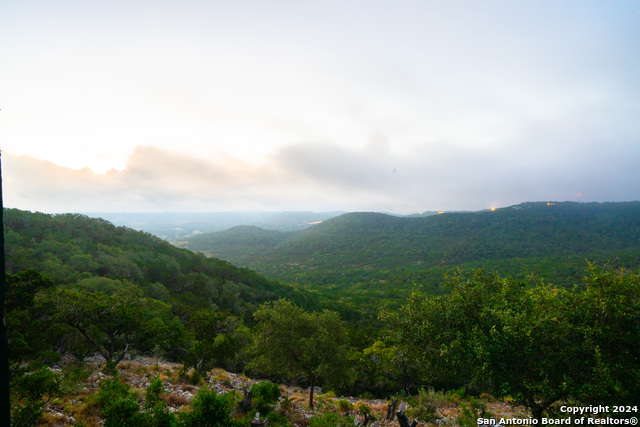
184,201,640,316
5,208,317,319
4,206,640,425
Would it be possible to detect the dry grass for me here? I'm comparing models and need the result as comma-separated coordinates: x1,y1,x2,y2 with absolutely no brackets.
165,392,190,407
29,356,530,427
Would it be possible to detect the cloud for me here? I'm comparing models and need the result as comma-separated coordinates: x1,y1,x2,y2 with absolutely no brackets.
4,136,640,215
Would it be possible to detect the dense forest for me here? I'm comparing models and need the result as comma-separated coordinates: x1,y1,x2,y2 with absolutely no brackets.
184,201,640,317
4,207,640,425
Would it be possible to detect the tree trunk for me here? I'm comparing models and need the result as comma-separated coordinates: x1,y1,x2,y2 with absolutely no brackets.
239,388,252,413
308,378,315,409
396,401,418,427
386,398,399,420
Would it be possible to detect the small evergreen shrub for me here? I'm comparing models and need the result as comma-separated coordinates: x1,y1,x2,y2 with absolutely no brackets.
251,381,282,415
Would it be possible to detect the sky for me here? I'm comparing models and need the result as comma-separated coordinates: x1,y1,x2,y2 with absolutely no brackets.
1,0,639,214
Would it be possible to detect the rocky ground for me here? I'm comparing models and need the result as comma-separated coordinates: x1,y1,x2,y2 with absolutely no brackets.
39,356,529,426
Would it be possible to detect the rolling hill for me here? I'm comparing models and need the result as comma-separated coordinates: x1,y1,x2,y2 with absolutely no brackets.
183,202,640,311
3,208,320,320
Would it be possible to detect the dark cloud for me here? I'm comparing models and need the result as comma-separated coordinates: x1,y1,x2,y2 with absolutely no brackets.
4,138,640,214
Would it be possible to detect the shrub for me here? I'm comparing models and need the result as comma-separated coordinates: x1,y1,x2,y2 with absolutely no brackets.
458,398,492,427
178,389,240,427
280,395,293,411
10,364,62,427
480,393,495,402
165,392,189,407
102,393,146,427
406,388,440,423
308,412,355,427
355,401,375,422
265,411,292,426
249,381,282,415
145,377,166,409
11,399,46,427
337,398,353,413
252,381,281,404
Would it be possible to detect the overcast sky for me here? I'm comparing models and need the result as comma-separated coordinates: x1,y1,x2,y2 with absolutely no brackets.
1,0,639,214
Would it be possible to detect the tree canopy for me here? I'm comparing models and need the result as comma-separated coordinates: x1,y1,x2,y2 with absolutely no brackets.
248,299,350,408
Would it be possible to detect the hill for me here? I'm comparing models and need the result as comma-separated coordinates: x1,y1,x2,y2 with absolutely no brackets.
183,201,640,313
4,208,318,319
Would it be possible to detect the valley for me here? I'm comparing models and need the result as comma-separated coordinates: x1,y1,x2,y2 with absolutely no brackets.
4,202,639,425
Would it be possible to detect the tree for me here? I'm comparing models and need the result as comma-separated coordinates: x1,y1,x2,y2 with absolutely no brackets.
249,299,350,408
5,270,56,363
39,287,144,366
383,267,640,422
188,309,247,373
383,270,575,421
567,264,640,406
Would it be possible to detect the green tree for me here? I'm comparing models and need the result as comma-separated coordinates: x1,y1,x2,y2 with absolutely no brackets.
249,299,350,408
39,287,144,366
568,264,640,406
188,309,244,373
383,270,573,420
5,270,56,363
384,267,640,421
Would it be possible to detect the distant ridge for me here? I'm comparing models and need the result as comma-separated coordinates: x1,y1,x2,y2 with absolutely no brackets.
86,211,345,241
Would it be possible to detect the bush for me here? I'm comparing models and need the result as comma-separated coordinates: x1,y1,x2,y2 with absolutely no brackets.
458,398,492,427
145,377,166,409
252,381,281,404
406,388,441,423
178,389,240,427
94,376,179,427
10,364,61,427
337,398,353,413
480,393,495,402
251,381,282,415
102,393,147,427
11,399,46,427
308,412,355,427
355,401,375,422
265,411,292,427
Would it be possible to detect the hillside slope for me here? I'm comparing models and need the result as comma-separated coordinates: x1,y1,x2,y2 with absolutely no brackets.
184,202,640,297
4,209,318,318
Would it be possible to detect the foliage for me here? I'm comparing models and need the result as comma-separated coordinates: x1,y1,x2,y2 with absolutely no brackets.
457,398,492,427
405,388,442,422
251,381,281,414
177,388,241,427
248,299,351,408
4,208,318,323
10,362,61,426
336,398,352,413
383,266,640,421
38,287,146,366
185,202,640,319
308,412,355,427
5,270,56,363
93,375,181,426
